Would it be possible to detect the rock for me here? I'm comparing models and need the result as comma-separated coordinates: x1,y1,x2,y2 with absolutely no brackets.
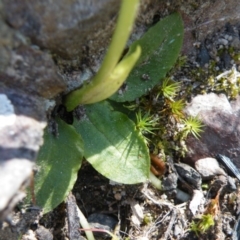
184,93,240,169
36,226,53,240
173,220,184,238
216,154,240,181
0,87,46,220
22,230,37,240
209,175,228,196
129,200,144,226
162,172,178,191
189,189,204,215
184,93,232,116
195,157,226,180
175,163,202,189
2,46,65,98
231,36,240,49
175,188,190,202
0,17,65,98
87,213,118,237
227,176,237,192
197,43,210,67
3,0,120,61
180,0,240,55
222,51,232,69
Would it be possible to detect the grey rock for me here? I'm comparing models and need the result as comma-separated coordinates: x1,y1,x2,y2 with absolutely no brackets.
162,172,178,191
227,176,237,192
175,188,190,202
3,0,120,61
195,157,226,180
231,36,240,49
216,154,240,181
222,51,232,69
2,45,66,98
218,38,229,46
175,163,202,189
197,44,210,67
0,17,65,99
181,0,240,55
0,86,46,220
87,213,118,237
173,220,184,238
36,226,53,240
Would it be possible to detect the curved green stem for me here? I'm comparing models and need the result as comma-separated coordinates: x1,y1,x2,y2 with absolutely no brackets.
64,0,140,111
76,206,95,240
95,0,139,80
149,171,162,190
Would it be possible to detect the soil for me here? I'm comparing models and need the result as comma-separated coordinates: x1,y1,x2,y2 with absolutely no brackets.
1,159,240,240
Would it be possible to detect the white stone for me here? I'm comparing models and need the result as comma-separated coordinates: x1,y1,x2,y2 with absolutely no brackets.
195,157,226,179
184,93,232,117
0,94,16,130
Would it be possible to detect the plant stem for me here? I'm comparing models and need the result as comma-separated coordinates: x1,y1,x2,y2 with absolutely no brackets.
149,171,162,190
76,206,95,240
64,0,140,111
95,0,139,80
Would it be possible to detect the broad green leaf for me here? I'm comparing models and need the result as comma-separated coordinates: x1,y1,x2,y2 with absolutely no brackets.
73,101,150,184
110,12,184,102
34,119,84,213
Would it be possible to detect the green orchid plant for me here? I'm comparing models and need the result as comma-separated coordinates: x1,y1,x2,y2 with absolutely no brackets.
33,0,184,214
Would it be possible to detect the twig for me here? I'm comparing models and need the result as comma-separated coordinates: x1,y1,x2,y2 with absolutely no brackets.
161,208,177,240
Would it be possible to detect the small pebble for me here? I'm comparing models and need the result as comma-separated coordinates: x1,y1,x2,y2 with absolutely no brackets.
231,36,240,48
195,157,226,180
161,194,168,200
218,38,228,46
114,192,122,200
173,221,183,238
227,176,237,192
36,226,53,240
22,230,37,240
228,35,233,41
175,188,190,202
88,213,118,237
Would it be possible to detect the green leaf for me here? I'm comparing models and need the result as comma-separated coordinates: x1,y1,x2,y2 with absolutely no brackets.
110,12,184,102
73,101,150,184
34,119,84,213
